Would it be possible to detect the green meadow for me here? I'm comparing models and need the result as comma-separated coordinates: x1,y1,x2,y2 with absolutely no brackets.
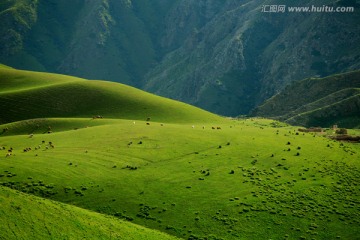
0,66,359,239
0,186,179,240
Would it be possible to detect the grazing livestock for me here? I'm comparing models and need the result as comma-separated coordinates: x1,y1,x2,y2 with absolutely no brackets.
125,165,138,170
23,147,32,152
146,122,150,125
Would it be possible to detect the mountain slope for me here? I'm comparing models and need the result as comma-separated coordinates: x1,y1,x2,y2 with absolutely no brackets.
0,187,178,240
145,0,360,115
0,0,177,87
0,0,38,57
1,0,359,116
0,66,222,125
252,70,360,127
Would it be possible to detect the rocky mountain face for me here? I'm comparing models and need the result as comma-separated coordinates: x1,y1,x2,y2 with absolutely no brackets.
0,0,178,87
1,0,360,116
145,0,360,115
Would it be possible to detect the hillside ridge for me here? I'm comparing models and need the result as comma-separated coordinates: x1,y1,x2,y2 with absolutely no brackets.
0,66,222,124
252,70,360,127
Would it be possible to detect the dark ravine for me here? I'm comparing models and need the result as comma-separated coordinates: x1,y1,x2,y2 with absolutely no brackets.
0,0,359,117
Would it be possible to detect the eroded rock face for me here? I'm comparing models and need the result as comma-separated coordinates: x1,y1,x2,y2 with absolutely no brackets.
146,0,360,116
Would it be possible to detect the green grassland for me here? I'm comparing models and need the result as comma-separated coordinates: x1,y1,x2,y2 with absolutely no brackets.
0,66,222,124
0,66,359,239
0,186,179,240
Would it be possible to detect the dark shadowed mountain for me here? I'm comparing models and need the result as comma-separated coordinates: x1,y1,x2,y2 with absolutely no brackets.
0,0,178,87
1,0,359,116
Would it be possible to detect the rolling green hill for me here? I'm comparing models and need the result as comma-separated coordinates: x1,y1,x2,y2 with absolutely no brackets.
0,66,221,125
0,186,179,240
252,70,360,128
0,67,359,239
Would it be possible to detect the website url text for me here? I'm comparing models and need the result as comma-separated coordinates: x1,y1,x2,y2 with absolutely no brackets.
261,5,355,13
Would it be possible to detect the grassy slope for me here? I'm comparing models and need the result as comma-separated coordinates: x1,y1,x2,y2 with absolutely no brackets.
0,118,123,136
0,66,359,239
286,93,360,128
0,64,13,69
0,67,222,125
252,70,360,127
280,88,360,119
0,186,178,240
0,118,359,240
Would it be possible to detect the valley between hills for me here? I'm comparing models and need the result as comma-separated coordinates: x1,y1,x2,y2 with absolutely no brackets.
0,65,359,239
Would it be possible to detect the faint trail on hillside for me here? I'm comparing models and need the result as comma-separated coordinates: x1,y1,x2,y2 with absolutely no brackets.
154,141,232,164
